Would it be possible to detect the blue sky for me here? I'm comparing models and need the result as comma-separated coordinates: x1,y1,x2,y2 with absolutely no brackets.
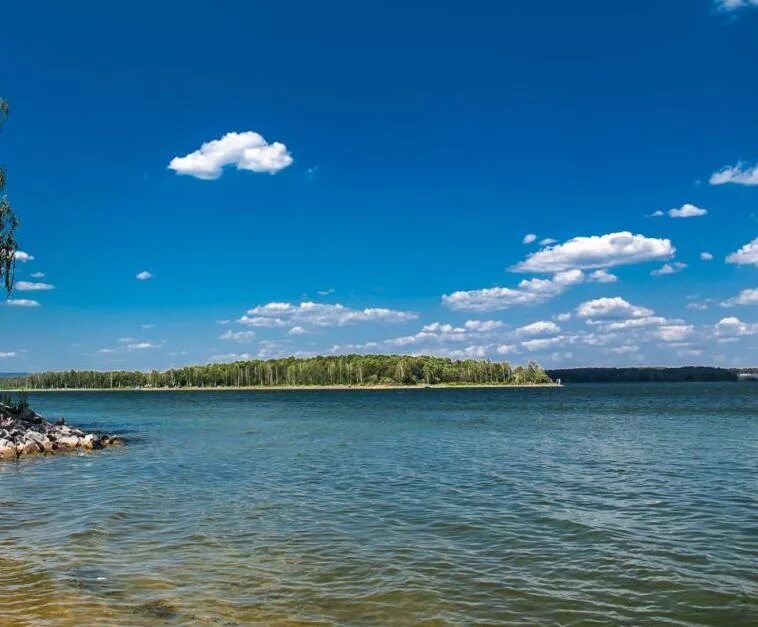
2,0,758,371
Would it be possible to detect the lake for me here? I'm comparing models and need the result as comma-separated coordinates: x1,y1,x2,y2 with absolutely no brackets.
1,384,756,625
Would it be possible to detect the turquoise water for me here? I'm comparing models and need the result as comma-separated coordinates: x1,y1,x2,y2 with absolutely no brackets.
1,384,756,625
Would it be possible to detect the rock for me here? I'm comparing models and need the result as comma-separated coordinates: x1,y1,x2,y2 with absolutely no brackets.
57,435,81,450
0,404,123,459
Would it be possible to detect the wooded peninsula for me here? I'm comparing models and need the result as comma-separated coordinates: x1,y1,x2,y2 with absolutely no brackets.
0,355,554,390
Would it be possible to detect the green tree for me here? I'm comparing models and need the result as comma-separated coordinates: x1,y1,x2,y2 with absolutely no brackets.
0,98,19,294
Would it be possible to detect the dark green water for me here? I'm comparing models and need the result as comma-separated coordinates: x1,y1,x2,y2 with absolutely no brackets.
1,384,756,625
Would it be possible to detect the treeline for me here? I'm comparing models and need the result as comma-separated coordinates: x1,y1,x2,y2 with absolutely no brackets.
1,355,553,390
546,367,738,383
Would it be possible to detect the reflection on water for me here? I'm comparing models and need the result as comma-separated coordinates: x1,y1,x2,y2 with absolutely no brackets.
0,385,756,625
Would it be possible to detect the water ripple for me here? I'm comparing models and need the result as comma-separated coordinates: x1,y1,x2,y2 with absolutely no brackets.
0,384,756,625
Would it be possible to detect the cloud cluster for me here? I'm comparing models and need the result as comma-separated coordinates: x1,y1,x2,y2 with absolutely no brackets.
512,232,674,273
169,131,293,180
239,301,417,329
442,269,584,311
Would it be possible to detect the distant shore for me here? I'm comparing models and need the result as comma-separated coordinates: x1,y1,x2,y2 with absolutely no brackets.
2,383,563,393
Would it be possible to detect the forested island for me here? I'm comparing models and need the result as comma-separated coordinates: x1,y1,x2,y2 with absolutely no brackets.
0,355,554,390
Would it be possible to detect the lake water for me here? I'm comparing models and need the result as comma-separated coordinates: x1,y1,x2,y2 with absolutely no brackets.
1,384,756,625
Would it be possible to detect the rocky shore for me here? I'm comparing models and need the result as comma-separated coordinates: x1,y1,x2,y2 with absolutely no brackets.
0,403,122,460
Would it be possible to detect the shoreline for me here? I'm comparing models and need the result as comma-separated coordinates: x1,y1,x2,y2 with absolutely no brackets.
1,383,563,393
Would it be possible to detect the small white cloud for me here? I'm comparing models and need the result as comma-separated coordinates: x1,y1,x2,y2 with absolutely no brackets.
169,131,293,180
317,288,335,296
15,281,54,291
463,320,504,332
522,233,537,244
496,344,517,354
14,251,34,262
97,348,118,354
576,297,653,320
710,162,758,185
219,329,256,343
554,312,572,322
30,271,45,278
700,252,714,261
515,320,561,337
288,326,307,335
726,237,758,266
539,238,557,246
650,262,687,276
0,351,18,358
655,325,694,342
714,0,758,12
512,232,674,273
650,210,665,217
668,203,707,218
588,269,618,283
136,271,154,281
5,299,40,307
127,342,158,350
715,316,758,336
722,288,758,307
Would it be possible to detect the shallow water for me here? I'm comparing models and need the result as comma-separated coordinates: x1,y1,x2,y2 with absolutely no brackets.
0,384,756,625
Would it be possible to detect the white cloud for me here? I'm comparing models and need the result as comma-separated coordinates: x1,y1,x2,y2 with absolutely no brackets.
97,348,118,354
242,301,416,327
700,252,713,261
522,233,537,244
512,232,674,273
168,131,293,180
317,288,335,296
521,335,574,352
0,351,18,358
714,0,758,12
576,297,653,320
288,326,307,335
711,162,758,186
30,271,45,278
668,203,707,218
722,288,758,307
127,342,158,350
219,329,256,343
650,262,687,276
15,281,54,291
655,325,694,342
589,269,618,283
443,269,584,311
515,320,561,337
599,316,669,332
726,237,758,266
5,299,40,307
539,238,557,246
555,312,572,322
715,316,758,336
238,315,287,327
14,251,34,262
136,271,154,280
496,344,517,354
463,319,504,332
